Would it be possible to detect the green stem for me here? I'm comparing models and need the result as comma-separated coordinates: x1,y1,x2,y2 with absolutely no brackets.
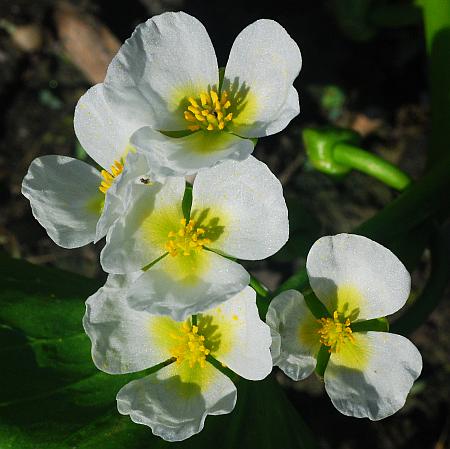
249,275,269,298
273,267,309,297
333,143,412,191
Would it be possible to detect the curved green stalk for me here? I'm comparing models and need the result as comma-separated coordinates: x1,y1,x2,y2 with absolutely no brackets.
249,275,269,298
303,127,412,190
333,143,412,191
391,227,450,336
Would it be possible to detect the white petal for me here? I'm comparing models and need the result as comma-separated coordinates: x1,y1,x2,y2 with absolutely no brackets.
224,19,301,138
266,290,320,381
100,177,186,273
95,150,155,241
325,332,422,420
126,251,250,321
131,127,254,176
21,155,101,249
105,12,219,131
306,234,411,320
83,274,171,374
116,361,237,442
267,86,300,135
74,84,150,169
191,156,289,260
199,286,272,380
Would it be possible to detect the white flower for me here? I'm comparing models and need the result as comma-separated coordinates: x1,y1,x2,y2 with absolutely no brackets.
83,275,272,442
101,155,288,320
266,233,422,420
92,11,301,175
21,81,164,248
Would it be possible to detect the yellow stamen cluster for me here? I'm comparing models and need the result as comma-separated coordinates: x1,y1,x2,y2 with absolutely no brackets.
317,310,355,353
165,218,211,257
170,322,210,368
99,160,124,194
184,89,233,132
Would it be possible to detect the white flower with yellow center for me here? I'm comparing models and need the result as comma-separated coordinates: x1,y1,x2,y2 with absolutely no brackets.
21,84,163,248
96,11,301,175
101,156,288,320
266,234,423,420
83,275,272,442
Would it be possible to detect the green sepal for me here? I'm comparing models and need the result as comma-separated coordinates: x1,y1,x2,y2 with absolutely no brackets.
160,129,193,138
206,354,239,384
302,127,360,177
142,253,167,272
314,345,331,378
182,183,193,220
303,290,331,319
249,275,269,299
351,317,389,333
218,67,226,91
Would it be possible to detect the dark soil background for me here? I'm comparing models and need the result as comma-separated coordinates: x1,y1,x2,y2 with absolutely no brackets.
0,0,448,448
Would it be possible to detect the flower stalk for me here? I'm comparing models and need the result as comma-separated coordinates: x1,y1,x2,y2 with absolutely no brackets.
333,142,412,191
303,127,412,191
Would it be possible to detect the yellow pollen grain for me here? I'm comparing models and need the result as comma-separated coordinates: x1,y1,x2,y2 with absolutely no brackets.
164,218,211,257
183,88,233,132
98,160,124,194
188,97,199,108
184,111,195,122
170,322,210,369
317,310,355,353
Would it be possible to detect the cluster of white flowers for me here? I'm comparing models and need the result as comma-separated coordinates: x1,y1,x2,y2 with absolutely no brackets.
22,11,422,443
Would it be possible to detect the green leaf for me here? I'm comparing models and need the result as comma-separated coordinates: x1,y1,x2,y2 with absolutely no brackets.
0,253,316,448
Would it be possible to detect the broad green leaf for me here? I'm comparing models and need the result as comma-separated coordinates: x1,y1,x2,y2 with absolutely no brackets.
0,253,316,449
